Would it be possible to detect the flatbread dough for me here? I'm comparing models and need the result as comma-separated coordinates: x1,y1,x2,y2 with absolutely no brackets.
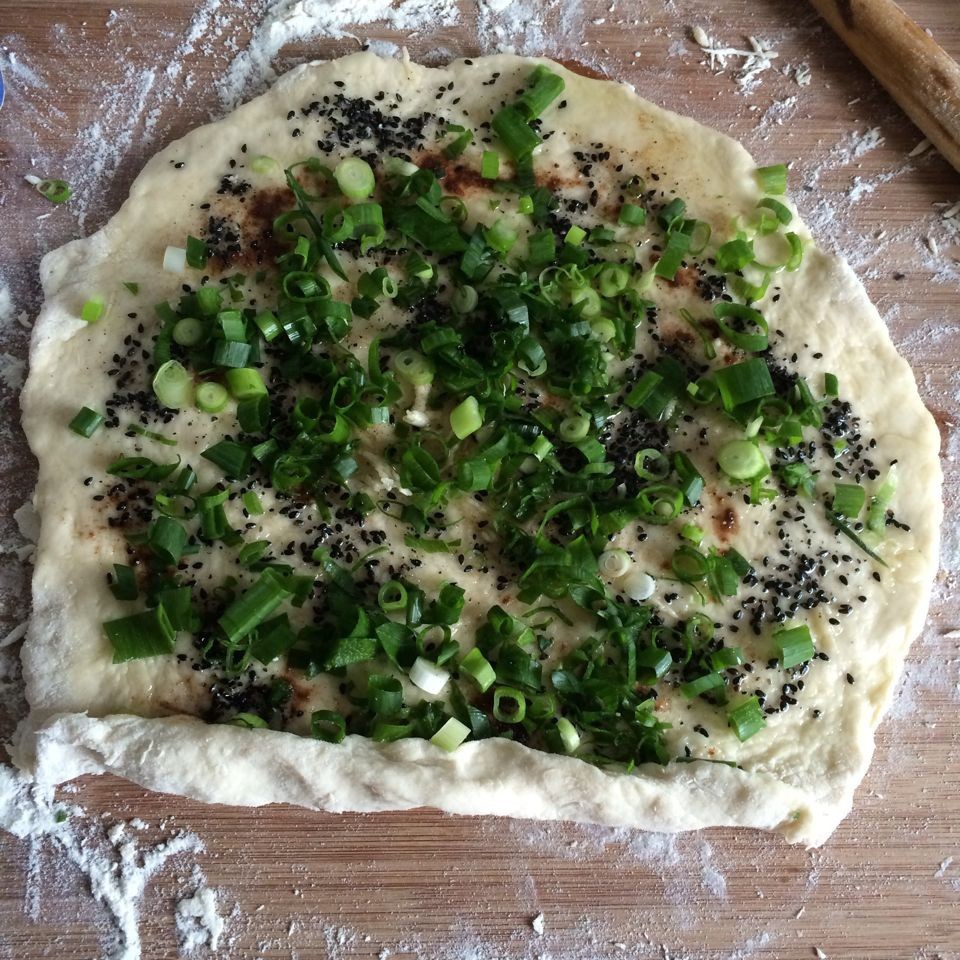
13,53,941,846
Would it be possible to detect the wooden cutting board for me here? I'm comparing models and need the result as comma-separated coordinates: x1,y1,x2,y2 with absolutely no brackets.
1,2,958,957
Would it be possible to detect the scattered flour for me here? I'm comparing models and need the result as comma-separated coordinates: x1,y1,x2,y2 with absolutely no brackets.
0,285,13,328
219,0,460,107
0,766,214,960
1,3,958,959
175,885,225,952
0,352,26,391
476,0,584,57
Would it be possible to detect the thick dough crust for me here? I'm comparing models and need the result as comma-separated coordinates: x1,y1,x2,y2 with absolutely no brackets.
13,53,942,846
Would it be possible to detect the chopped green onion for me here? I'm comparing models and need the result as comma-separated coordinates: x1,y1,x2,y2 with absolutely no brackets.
757,197,793,225
185,235,208,269
559,414,591,442
491,104,541,160
230,713,269,729
450,396,482,439
681,523,704,544
394,349,434,386
622,569,656,601
493,687,526,723
654,228,691,280
481,150,500,179
68,406,104,438
773,624,815,668
162,245,187,273
824,372,839,397
487,218,518,254
409,656,449,695
237,394,270,432
714,302,768,352
718,439,768,481
515,65,565,120
451,284,478,313
108,563,139,601
680,672,725,699
570,286,601,317
827,510,888,566
618,202,646,226
598,548,632,578
459,647,496,692
728,696,767,741
710,646,743,671
212,340,251,368
715,237,754,272
81,297,105,324
333,157,375,199
104,606,176,663
250,155,278,174
754,163,788,195
202,440,252,479
555,716,581,753
196,382,229,414
442,123,474,158
430,717,470,752
597,263,630,297
152,359,194,409
172,317,205,346
867,466,898,533
254,310,281,341
29,176,72,204
242,490,264,515
225,367,267,399
564,225,586,246
713,358,775,411
123,281,139,295
518,195,535,214
148,516,188,564
832,483,865,519
377,580,408,613
219,569,293,645
634,447,669,480
311,710,346,743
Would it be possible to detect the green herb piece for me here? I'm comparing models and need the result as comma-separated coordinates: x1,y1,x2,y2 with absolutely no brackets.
728,696,767,742
68,406,104,438
219,569,294,645
108,564,138,601
493,687,527,723
311,709,347,743
773,624,815,668
832,483,865,519
104,606,176,663
430,716,470,751
754,163,788,195
81,297,105,324
31,177,72,204
185,235,209,269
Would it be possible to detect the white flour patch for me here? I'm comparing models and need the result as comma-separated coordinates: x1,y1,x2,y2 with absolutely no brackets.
0,48,46,88
476,0,584,56
0,285,14,328
219,0,460,108
0,765,221,960
175,885,225,953
0,352,26,391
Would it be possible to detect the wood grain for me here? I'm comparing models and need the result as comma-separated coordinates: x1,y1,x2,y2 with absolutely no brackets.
1,2,959,958
809,0,960,173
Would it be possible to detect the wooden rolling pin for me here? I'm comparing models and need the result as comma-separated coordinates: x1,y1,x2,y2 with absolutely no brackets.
808,0,960,174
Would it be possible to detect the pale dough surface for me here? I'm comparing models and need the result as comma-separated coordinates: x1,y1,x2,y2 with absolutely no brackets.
13,54,942,846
